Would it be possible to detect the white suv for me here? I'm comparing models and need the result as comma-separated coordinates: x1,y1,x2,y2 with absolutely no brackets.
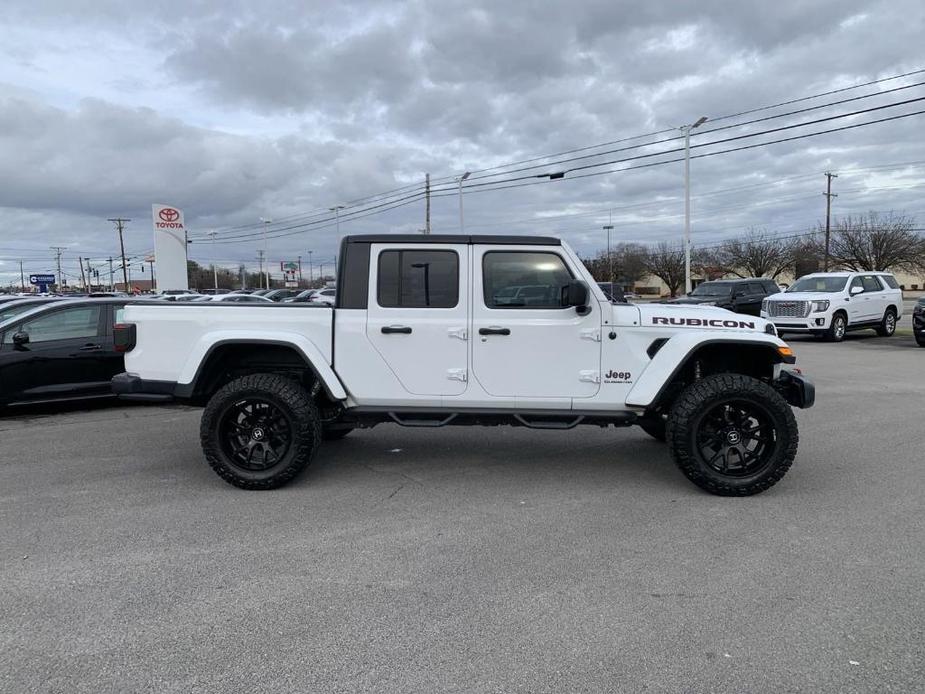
761,271,903,341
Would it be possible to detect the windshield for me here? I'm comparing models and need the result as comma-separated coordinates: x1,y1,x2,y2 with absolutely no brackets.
787,276,848,293
690,282,733,297
0,302,45,323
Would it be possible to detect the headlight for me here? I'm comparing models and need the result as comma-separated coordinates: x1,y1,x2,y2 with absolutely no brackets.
811,300,830,312
761,298,768,312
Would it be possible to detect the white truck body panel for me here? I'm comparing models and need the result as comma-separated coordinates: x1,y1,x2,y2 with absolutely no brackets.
122,239,787,412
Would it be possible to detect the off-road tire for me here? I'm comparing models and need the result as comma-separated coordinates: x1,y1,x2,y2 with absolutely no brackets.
824,312,847,342
666,373,798,496
876,308,897,337
322,425,355,441
638,415,667,442
200,373,321,490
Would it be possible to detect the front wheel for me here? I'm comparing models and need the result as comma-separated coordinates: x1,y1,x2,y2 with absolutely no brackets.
825,313,847,342
666,373,798,496
200,373,321,489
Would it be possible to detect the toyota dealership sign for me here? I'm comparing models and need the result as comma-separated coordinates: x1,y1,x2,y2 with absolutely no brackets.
152,203,189,291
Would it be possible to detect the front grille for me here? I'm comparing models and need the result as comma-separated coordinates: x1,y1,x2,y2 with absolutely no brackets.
768,300,810,318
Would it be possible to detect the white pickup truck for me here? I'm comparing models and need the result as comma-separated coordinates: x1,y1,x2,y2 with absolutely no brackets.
113,234,814,496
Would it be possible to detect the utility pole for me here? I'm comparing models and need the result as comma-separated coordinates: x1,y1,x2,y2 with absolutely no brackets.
308,250,314,286
50,246,65,291
823,172,838,272
208,230,218,291
425,173,431,234
297,255,303,285
148,257,156,291
329,206,345,238
107,217,131,291
108,257,114,291
78,256,87,290
259,218,272,289
257,250,265,288
86,257,93,291
19,260,25,292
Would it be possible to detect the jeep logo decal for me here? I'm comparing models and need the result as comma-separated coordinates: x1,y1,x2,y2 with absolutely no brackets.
652,317,756,329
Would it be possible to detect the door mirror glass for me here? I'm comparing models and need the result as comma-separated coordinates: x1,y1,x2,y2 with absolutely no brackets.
561,280,590,313
850,285,864,295
12,331,29,347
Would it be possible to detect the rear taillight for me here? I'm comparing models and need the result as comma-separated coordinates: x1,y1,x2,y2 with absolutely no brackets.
113,323,136,353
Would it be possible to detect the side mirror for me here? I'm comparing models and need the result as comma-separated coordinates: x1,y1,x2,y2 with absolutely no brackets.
850,285,864,295
561,280,591,314
12,331,29,347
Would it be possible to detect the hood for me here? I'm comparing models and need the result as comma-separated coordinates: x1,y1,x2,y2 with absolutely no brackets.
636,302,772,333
665,295,729,305
766,292,828,302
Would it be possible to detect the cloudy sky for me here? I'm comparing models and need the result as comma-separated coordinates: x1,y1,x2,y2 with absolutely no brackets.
1,0,924,287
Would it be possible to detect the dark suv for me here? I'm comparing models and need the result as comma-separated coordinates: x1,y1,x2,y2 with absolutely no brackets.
914,297,925,347
666,278,780,316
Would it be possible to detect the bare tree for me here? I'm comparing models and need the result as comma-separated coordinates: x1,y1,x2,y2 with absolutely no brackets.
643,242,686,297
581,243,650,288
821,212,925,272
714,229,798,279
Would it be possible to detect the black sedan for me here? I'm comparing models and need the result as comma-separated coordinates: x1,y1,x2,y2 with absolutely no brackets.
914,297,925,347
0,299,134,408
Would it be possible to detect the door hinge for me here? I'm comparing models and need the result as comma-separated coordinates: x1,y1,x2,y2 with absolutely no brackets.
447,327,468,341
579,370,601,384
447,368,468,382
580,329,601,342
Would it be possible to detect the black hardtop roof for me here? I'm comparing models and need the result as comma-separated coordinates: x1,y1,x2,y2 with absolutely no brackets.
343,234,561,246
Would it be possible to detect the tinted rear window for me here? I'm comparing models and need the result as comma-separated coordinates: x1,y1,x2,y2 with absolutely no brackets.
880,275,899,289
377,250,459,308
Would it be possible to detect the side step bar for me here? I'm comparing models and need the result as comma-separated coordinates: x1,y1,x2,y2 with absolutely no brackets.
344,408,638,431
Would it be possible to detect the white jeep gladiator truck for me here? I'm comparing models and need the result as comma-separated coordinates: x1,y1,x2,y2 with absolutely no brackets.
113,234,814,496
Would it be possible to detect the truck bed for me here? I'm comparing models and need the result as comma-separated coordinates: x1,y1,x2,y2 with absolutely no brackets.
122,302,334,385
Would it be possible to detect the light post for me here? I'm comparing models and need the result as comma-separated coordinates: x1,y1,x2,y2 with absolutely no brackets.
682,116,708,294
329,205,345,237
208,230,218,291
259,217,272,289
456,172,471,233
603,223,614,286
307,250,314,286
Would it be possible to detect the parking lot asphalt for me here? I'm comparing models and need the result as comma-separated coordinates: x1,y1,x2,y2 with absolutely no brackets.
1,335,923,693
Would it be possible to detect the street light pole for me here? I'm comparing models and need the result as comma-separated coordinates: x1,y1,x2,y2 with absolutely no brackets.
259,217,271,289
208,230,218,291
456,172,471,233
682,116,708,294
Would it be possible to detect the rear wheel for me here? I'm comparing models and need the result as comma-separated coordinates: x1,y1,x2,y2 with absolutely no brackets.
876,308,897,337
825,312,847,342
666,373,798,496
200,373,321,490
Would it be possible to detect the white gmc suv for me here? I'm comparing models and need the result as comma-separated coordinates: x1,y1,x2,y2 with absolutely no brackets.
761,271,903,341
112,234,814,496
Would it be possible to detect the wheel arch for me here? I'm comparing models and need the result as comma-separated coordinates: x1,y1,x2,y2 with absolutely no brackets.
627,336,788,411
178,338,347,403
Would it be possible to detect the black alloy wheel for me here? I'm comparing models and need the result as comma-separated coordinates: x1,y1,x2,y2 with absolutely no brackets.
219,398,293,471
200,373,321,489
693,400,776,478
666,373,798,496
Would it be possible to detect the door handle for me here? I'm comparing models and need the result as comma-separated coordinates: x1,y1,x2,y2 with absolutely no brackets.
479,327,511,336
381,326,412,334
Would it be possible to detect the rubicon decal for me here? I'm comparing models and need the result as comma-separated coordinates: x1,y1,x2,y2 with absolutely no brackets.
652,316,756,329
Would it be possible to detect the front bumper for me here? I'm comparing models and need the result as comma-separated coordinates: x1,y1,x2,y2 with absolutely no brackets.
111,372,178,402
775,370,815,409
761,312,831,332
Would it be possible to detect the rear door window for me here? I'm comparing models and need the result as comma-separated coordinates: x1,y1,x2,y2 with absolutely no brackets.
377,250,459,308
880,275,900,289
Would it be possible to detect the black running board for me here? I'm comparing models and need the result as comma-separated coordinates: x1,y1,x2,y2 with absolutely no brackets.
345,407,638,430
